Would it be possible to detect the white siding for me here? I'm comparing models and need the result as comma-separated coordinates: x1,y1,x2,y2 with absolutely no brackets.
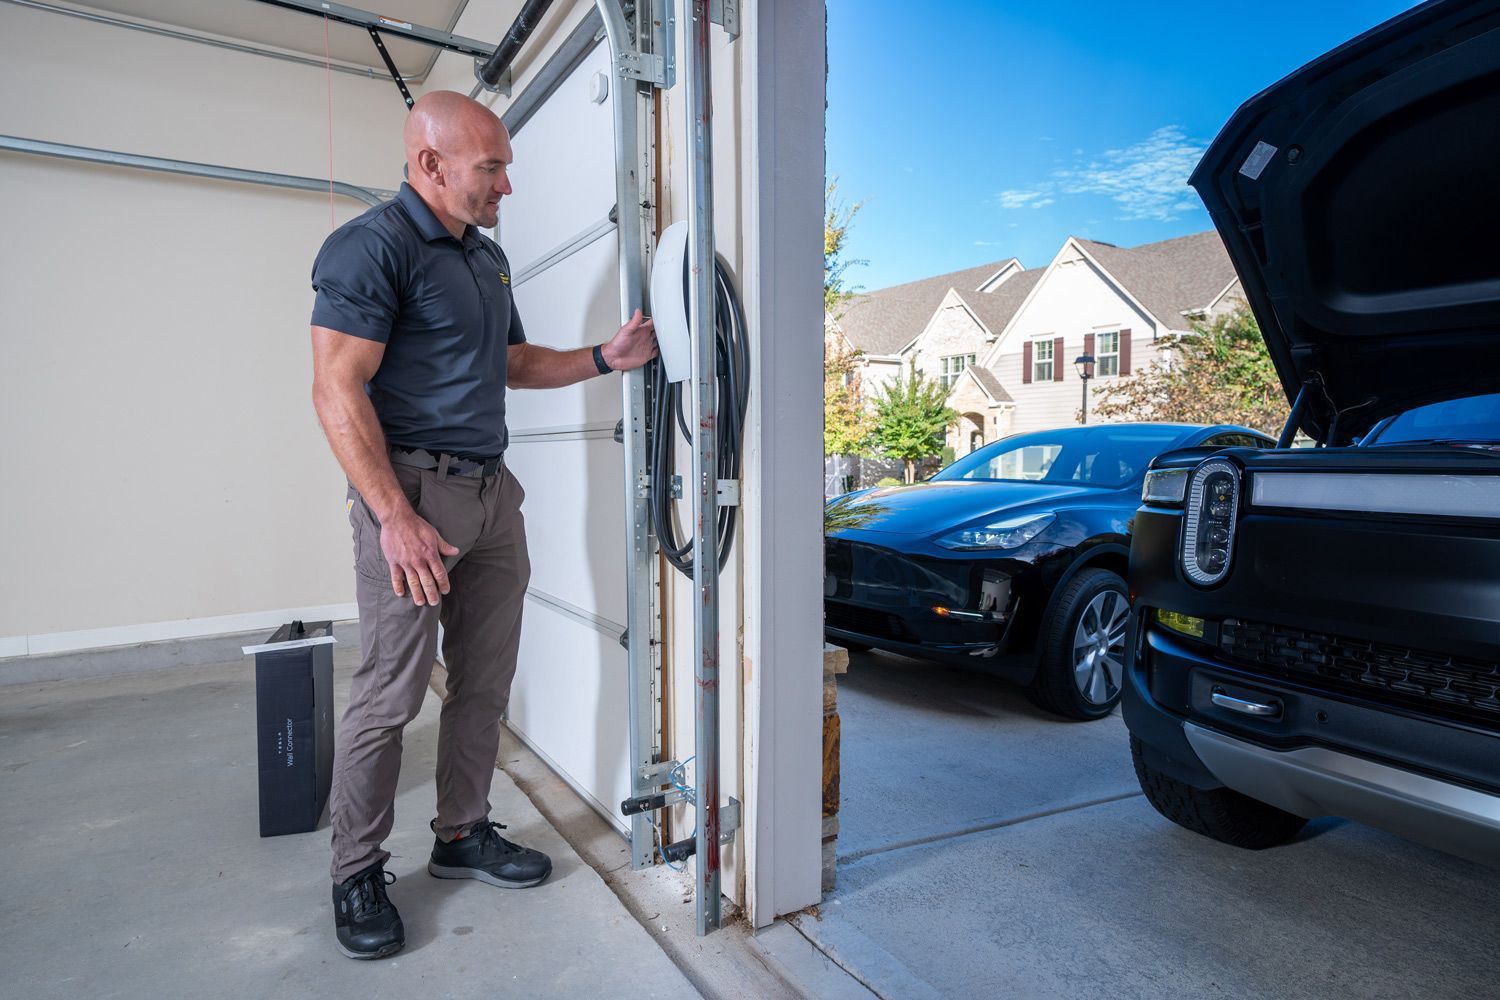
985,247,1167,435
861,356,904,396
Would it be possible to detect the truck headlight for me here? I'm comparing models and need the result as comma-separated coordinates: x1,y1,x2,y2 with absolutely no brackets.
936,512,1055,550
1142,468,1190,505
1181,460,1239,586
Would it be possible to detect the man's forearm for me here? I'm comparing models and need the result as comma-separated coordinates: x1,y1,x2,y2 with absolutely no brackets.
507,311,656,388
507,343,602,390
312,379,411,523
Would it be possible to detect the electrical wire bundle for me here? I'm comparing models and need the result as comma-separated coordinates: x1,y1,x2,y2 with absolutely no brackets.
649,254,750,576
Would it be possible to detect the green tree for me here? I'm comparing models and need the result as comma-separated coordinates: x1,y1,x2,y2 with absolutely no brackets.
1093,305,1289,435
824,338,873,457
823,177,872,481
868,359,958,484
824,177,866,314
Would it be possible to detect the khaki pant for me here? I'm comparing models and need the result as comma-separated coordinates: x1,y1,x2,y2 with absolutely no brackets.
329,462,529,883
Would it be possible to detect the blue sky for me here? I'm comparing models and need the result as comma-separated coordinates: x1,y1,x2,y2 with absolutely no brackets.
827,0,1421,291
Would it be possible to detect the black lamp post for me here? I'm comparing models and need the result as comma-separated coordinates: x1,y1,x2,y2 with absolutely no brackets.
1074,354,1096,424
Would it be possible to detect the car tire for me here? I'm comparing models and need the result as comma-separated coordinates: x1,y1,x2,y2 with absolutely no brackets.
1131,735,1308,849
1028,567,1129,720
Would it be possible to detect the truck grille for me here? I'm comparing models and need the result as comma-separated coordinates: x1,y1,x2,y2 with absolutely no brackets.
1219,619,1500,725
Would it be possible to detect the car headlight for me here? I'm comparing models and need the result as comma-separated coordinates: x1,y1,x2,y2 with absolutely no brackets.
1142,468,1190,505
1181,460,1239,586
936,512,1056,550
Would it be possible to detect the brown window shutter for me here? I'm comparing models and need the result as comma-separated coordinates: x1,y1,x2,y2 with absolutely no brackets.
1022,341,1033,384
1053,336,1065,381
1120,329,1132,374
1084,332,1096,363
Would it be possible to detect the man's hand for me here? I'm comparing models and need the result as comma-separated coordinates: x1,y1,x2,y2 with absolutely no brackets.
601,309,658,372
380,507,461,606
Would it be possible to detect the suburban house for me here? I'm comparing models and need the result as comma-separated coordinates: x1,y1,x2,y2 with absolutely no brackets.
827,230,1246,480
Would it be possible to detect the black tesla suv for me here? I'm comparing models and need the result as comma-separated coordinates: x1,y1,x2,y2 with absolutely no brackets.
1124,0,1500,866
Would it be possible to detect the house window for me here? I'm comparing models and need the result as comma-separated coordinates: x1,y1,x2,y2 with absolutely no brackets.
1097,330,1119,376
1032,339,1053,382
940,354,976,390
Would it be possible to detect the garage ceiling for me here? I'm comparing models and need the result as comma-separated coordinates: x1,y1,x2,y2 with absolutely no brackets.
74,0,499,79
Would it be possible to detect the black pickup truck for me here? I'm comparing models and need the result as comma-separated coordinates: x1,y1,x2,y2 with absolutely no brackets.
1124,0,1500,866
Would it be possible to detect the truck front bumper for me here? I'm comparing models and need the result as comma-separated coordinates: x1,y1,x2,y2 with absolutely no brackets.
1125,613,1500,867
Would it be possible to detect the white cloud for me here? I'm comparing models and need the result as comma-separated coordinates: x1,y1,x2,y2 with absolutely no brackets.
1055,126,1206,221
997,189,1055,210
995,126,1207,222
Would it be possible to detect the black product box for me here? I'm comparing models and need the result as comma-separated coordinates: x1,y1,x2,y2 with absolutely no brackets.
252,620,335,837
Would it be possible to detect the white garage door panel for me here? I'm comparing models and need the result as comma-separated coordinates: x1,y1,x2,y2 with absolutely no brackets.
507,437,628,625
506,235,621,431
501,43,617,267
492,30,633,846
509,600,630,835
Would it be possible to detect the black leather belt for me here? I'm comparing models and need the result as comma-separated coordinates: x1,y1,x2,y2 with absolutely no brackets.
389,446,502,479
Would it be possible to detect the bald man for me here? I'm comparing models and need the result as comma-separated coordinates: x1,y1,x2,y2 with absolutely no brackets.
310,91,656,960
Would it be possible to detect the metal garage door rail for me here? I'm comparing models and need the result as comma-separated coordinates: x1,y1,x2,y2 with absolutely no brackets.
511,212,619,288
525,587,626,644
0,134,393,208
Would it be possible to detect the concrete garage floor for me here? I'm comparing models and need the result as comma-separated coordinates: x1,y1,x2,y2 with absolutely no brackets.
0,640,700,1000
799,650,1498,1000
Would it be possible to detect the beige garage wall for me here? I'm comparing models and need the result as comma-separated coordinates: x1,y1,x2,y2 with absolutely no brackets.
0,2,409,655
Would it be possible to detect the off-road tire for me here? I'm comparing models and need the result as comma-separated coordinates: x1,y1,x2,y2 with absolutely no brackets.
1027,567,1127,720
1131,735,1308,849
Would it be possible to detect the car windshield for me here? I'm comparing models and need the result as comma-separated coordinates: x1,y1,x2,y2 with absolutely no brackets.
932,425,1190,488
1363,393,1500,446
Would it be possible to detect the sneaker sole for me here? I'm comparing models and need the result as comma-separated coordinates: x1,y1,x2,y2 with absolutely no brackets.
427,860,552,888
336,938,404,961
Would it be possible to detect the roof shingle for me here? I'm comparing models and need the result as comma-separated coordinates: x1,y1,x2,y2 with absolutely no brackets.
964,365,1013,403
1074,231,1237,329
833,259,1021,356
957,269,1043,339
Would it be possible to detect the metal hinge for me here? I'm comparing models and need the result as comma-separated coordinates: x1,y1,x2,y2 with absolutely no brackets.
619,50,668,86
709,0,740,41
639,758,681,786
719,796,740,844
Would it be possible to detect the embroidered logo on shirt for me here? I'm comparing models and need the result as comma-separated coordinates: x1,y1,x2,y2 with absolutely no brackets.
498,270,510,285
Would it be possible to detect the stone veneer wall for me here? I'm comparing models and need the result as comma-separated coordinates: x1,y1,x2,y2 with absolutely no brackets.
821,643,849,891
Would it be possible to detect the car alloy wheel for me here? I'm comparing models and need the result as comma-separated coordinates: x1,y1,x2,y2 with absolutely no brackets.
1071,589,1128,706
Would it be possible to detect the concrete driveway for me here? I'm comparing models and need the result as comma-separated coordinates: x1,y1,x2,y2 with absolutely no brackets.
794,649,1497,1000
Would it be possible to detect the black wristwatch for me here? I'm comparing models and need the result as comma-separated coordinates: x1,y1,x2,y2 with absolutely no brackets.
592,344,613,375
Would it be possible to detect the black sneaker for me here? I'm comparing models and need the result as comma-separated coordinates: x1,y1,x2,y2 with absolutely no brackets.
428,819,553,888
332,863,404,960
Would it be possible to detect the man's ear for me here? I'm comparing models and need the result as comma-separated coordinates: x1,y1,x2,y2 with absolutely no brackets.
416,148,443,186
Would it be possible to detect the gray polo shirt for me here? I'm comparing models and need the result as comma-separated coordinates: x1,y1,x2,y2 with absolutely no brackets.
310,182,526,458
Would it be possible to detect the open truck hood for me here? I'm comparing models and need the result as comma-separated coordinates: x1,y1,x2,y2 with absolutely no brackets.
1189,0,1500,443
